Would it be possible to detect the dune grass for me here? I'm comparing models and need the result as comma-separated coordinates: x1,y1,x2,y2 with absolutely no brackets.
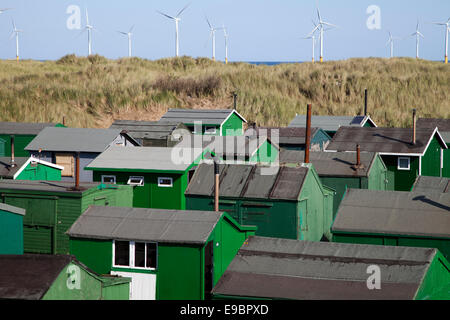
0,55,448,129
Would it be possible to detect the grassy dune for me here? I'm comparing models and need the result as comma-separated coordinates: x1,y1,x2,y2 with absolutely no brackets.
0,55,448,129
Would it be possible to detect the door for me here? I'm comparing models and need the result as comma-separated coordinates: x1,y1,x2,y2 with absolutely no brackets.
111,271,156,300
204,241,214,300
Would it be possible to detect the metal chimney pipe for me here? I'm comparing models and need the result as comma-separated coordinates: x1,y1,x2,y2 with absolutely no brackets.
233,92,238,111
75,152,80,190
356,144,361,166
304,104,312,164
364,89,368,116
412,109,417,145
10,135,16,167
214,161,220,212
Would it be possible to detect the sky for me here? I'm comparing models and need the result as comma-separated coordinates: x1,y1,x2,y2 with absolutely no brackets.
0,0,449,62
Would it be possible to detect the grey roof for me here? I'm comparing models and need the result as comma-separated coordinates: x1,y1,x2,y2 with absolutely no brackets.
245,127,321,145
332,189,450,239
417,118,450,143
412,176,450,193
212,236,435,300
185,162,309,201
288,115,375,131
326,127,446,155
0,180,103,194
86,146,203,172
67,206,223,244
0,157,28,178
25,127,128,153
280,150,377,177
0,122,55,135
109,120,190,141
160,108,246,125
0,202,26,216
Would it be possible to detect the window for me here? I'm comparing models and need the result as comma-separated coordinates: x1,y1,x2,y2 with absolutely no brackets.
397,157,410,170
102,175,116,184
158,177,173,187
127,176,144,186
113,240,157,270
204,126,217,135
55,153,74,177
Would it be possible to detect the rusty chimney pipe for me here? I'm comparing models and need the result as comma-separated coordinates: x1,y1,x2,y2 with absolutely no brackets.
356,144,361,166
214,161,220,211
304,104,312,164
364,89,368,116
412,109,417,145
75,152,80,190
62,116,65,127
10,135,16,168
233,92,238,111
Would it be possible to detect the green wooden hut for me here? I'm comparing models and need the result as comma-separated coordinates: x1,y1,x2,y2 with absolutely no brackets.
86,146,211,209
417,118,450,178
159,109,247,136
212,236,450,300
0,156,63,181
0,203,26,254
0,180,133,255
67,206,256,300
279,150,387,217
326,127,448,191
185,162,335,241
0,122,58,157
332,189,450,261
0,254,130,300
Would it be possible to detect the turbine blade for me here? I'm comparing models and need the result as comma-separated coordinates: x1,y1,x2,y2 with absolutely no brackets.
307,25,320,37
176,3,191,18
322,21,338,28
157,10,175,20
317,8,322,22
129,25,135,33
74,28,87,39
86,8,89,26
205,16,212,29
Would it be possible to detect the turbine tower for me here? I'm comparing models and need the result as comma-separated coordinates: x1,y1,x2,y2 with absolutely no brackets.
308,9,338,62
411,20,425,59
223,25,229,64
431,18,450,64
386,32,401,58
118,26,134,57
10,20,23,61
157,3,190,57
206,17,222,61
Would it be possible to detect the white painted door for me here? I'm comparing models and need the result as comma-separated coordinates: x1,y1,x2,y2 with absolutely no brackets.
111,271,156,300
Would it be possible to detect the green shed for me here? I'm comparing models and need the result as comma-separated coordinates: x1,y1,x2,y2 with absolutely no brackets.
326,126,448,191
0,254,130,300
211,236,450,300
0,180,133,255
0,122,57,157
67,206,256,300
185,162,335,241
280,150,387,217
160,108,247,136
0,203,26,254
86,146,210,209
332,189,450,261
0,156,63,181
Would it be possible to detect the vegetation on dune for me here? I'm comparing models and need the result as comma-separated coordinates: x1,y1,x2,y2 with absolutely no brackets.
0,55,448,129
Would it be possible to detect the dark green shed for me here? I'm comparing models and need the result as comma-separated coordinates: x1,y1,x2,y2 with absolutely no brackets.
332,189,450,261
0,180,133,255
0,156,63,181
67,206,256,300
185,162,334,241
0,203,26,254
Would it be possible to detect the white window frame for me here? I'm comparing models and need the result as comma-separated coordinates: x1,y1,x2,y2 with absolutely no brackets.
158,177,173,188
101,175,116,184
204,126,217,135
397,157,411,171
112,240,157,270
127,176,144,186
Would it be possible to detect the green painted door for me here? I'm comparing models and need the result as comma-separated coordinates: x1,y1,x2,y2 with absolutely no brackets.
0,138,5,157
23,225,53,254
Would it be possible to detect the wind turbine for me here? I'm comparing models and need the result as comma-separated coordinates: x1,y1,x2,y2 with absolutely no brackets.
10,20,23,61
77,9,98,56
431,18,450,64
206,17,222,61
0,8,12,15
118,26,134,57
308,8,338,62
157,3,190,57
223,25,229,64
386,32,401,58
304,21,320,63
411,20,425,59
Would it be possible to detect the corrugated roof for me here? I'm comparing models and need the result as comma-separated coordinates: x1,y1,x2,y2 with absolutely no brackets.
245,127,320,145
326,127,446,155
0,202,26,216
212,236,435,300
86,146,203,172
288,115,372,131
332,189,450,239
412,176,450,193
0,122,55,135
0,157,28,178
417,118,450,143
25,127,125,153
185,163,309,201
280,150,376,177
67,206,223,244
0,180,102,194
160,108,246,125
110,120,190,140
